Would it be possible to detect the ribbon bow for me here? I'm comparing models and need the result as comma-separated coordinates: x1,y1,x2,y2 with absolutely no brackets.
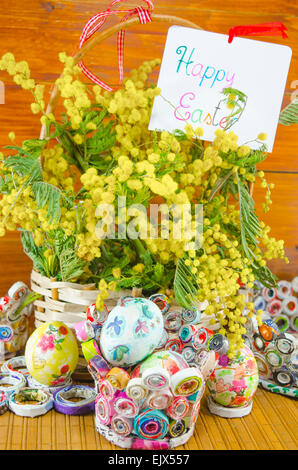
77,0,154,91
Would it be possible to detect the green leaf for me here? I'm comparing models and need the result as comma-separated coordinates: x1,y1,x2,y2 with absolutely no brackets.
173,258,198,309
279,97,298,126
32,181,62,222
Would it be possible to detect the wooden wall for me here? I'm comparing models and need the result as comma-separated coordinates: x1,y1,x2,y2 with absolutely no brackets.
0,0,297,293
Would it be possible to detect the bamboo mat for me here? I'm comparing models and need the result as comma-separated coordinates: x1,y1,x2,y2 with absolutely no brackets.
0,387,296,450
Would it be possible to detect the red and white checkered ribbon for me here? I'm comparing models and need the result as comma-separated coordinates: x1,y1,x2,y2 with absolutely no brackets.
77,0,154,91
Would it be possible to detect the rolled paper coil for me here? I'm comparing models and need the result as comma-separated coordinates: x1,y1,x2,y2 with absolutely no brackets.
81,339,101,362
142,367,171,390
95,394,114,425
0,371,27,395
274,315,290,333
275,335,295,355
253,333,266,352
290,313,298,332
53,385,96,415
1,356,29,376
9,388,53,417
0,325,14,342
190,400,201,427
169,419,186,438
254,295,266,311
263,287,277,302
167,396,189,420
254,352,272,380
181,346,196,364
164,311,182,332
265,349,284,369
171,368,203,397
292,276,298,293
165,338,183,353
126,378,148,401
180,307,201,324
207,333,229,355
178,325,193,344
192,327,213,350
107,367,130,390
114,393,139,418
98,379,116,401
27,374,72,394
73,320,95,342
86,303,109,325
111,414,133,436
195,349,217,380
0,391,8,415
273,366,296,387
133,408,169,440
8,282,28,301
88,355,110,381
156,329,168,349
277,281,293,299
148,294,170,315
282,296,297,316
267,299,282,316
146,389,172,410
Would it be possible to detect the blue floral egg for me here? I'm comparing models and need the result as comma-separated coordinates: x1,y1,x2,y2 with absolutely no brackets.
100,298,164,367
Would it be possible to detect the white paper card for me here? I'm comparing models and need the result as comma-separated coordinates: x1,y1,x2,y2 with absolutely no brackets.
149,26,292,152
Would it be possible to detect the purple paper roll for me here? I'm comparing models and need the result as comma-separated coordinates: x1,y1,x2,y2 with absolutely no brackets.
53,385,96,415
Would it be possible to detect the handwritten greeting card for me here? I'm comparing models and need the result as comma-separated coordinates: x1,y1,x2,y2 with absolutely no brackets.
148,27,292,152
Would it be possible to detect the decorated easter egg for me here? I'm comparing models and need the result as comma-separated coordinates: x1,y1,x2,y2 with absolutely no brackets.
100,297,164,367
131,350,188,380
25,321,79,386
206,345,258,408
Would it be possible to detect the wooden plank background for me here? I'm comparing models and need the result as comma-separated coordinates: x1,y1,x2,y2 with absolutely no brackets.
0,1,297,451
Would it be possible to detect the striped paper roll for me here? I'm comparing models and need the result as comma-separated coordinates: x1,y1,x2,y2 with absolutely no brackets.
134,408,169,440
107,367,130,390
277,281,293,299
181,308,201,324
282,296,297,316
95,394,114,426
126,378,148,401
274,315,290,333
171,368,203,397
114,392,139,418
111,414,133,436
165,338,183,353
98,379,116,401
146,389,172,410
254,352,272,380
267,299,282,316
169,419,186,438
167,396,189,419
142,367,171,390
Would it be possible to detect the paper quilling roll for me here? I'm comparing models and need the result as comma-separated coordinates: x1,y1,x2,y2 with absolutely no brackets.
290,313,298,332
1,356,29,376
27,374,72,394
267,299,282,316
126,378,148,401
277,280,293,299
148,294,170,315
107,367,130,390
146,389,172,410
53,385,96,415
9,388,53,417
164,312,182,332
265,348,284,368
207,333,229,355
169,419,186,438
254,295,267,311
274,314,290,333
0,324,13,342
81,339,101,362
88,355,110,381
263,287,277,302
98,379,116,401
111,414,133,436
181,346,196,364
142,367,171,390
282,296,297,316
165,338,183,353
95,394,114,425
275,335,295,355
171,368,203,396
0,371,27,395
167,396,189,419
86,303,109,325
0,391,8,415
114,391,139,418
133,408,169,440
253,352,272,379
73,320,95,342
181,308,201,324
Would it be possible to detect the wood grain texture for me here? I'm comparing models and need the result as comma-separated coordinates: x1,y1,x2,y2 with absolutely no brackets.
0,388,297,450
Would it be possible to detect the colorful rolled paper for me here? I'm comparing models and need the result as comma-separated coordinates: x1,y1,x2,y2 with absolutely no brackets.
282,296,297,316
133,408,169,440
207,333,229,355
169,419,186,438
142,367,170,390
98,379,116,401
192,327,213,350
181,346,196,364
0,391,8,415
95,394,114,425
277,280,293,299
86,303,109,325
164,312,182,332
167,396,189,419
165,338,183,353
88,355,110,381
146,389,172,410
190,400,201,427
274,314,290,332
126,378,148,401
111,414,133,436
181,308,201,325
73,320,95,342
171,368,203,397
81,339,101,362
0,325,13,342
263,287,277,302
178,325,193,344
148,294,170,315
53,385,96,415
114,392,139,418
107,367,130,390
267,299,282,316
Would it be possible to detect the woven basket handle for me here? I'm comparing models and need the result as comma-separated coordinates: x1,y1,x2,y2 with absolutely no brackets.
40,14,202,138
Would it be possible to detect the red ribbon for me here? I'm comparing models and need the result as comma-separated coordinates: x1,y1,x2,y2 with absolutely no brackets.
228,22,288,43
77,0,154,91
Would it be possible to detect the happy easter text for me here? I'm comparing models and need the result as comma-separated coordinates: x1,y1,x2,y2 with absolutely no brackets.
173,45,237,127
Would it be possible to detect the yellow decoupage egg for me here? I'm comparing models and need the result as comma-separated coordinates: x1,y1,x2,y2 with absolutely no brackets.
25,321,79,386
